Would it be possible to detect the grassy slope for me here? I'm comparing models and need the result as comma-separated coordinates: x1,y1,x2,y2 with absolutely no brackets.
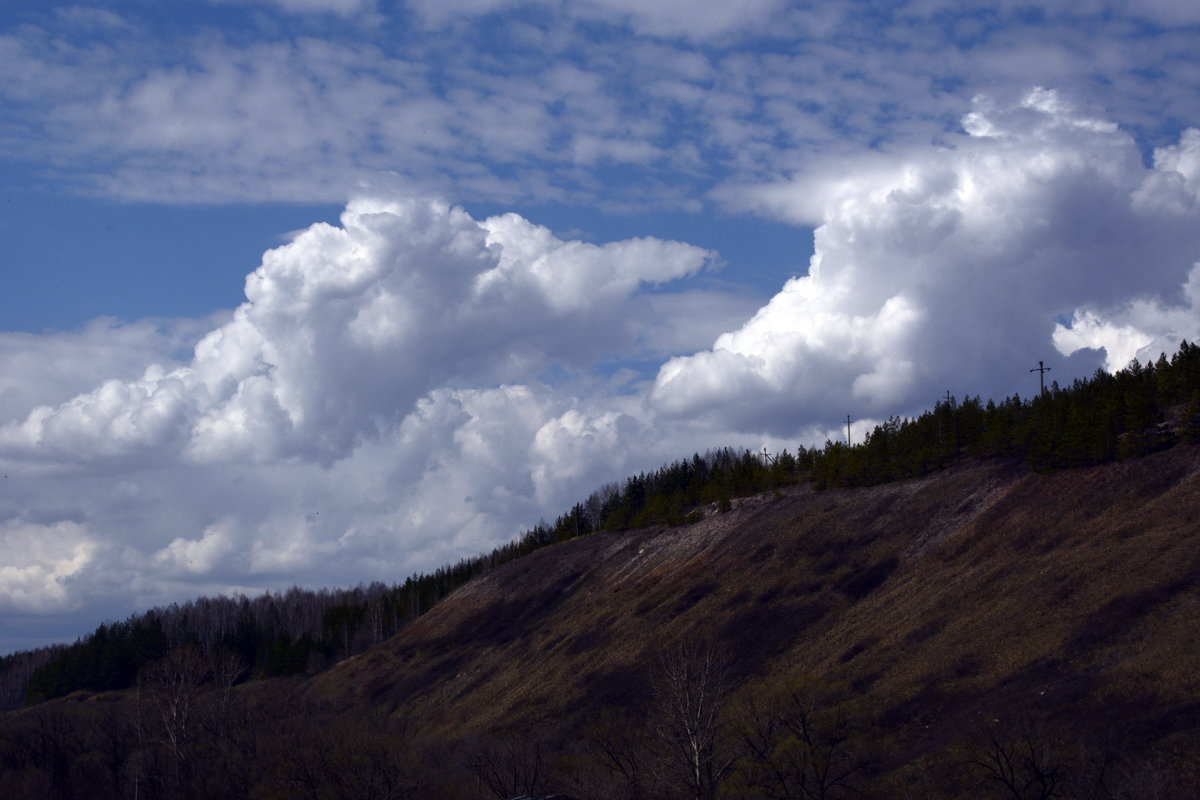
313,446,1200,764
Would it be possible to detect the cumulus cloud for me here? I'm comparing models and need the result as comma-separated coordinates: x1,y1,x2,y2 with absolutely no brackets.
0,199,723,633
1,197,712,465
0,317,207,422
658,90,1200,432
1052,261,1200,371
153,520,239,576
0,521,100,613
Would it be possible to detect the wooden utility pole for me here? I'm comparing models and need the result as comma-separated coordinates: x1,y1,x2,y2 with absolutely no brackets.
1030,361,1052,395
846,415,852,446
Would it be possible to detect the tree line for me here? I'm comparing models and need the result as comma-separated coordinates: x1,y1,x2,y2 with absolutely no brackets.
12,575,483,706
6,341,1200,707
814,342,1200,487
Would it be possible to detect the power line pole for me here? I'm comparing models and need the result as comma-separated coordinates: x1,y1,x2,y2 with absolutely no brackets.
846,415,852,446
1030,361,1052,395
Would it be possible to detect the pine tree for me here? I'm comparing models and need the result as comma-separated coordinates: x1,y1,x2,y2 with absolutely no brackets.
1181,390,1200,443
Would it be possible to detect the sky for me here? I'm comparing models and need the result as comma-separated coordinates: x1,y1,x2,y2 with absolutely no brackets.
2,0,1200,654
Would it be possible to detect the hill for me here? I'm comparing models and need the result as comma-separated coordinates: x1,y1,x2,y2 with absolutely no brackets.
6,442,1197,797
13,342,1200,712
306,445,1200,796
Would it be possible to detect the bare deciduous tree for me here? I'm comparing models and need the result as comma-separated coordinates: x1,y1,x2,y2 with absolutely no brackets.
471,731,552,799
652,639,739,800
141,645,208,792
968,721,1064,800
735,680,866,800
583,707,654,800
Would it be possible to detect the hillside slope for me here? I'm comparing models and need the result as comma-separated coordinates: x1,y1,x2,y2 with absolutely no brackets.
5,446,1200,798
316,446,1200,777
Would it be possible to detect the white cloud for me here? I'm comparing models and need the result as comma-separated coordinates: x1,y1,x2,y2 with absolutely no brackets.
577,0,791,40
0,317,207,422
211,0,378,15
153,520,239,576
1051,311,1154,372
1151,128,1200,197
0,521,100,613
4,1,1199,208
1114,0,1200,25
2,197,712,465
657,90,1200,432
53,7,135,31
406,0,790,38
1053,262,1200,370
903,0,1200,26
530,407,637,507
478,212,711,312
0,198,724,634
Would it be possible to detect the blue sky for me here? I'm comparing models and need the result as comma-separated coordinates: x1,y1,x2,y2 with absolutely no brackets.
2,0,1200,653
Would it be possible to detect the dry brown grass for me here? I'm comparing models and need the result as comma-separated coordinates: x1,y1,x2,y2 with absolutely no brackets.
310,445,1200,766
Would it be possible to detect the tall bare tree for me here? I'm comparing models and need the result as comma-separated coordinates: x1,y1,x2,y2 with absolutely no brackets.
470,732,553,799
652,639,739,800
142,646,208,792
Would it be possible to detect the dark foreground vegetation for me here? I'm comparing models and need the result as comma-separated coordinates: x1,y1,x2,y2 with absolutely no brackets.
3,343,1200,797
1,637,1193,799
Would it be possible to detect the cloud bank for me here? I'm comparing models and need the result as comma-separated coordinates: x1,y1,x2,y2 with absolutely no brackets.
3,92,1200,651
3,198,713,465
660,89,1200,432
0,198,734,644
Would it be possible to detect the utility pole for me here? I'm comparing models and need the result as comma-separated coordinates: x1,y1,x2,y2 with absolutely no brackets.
1030,361,1052,395
846,415,852,446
